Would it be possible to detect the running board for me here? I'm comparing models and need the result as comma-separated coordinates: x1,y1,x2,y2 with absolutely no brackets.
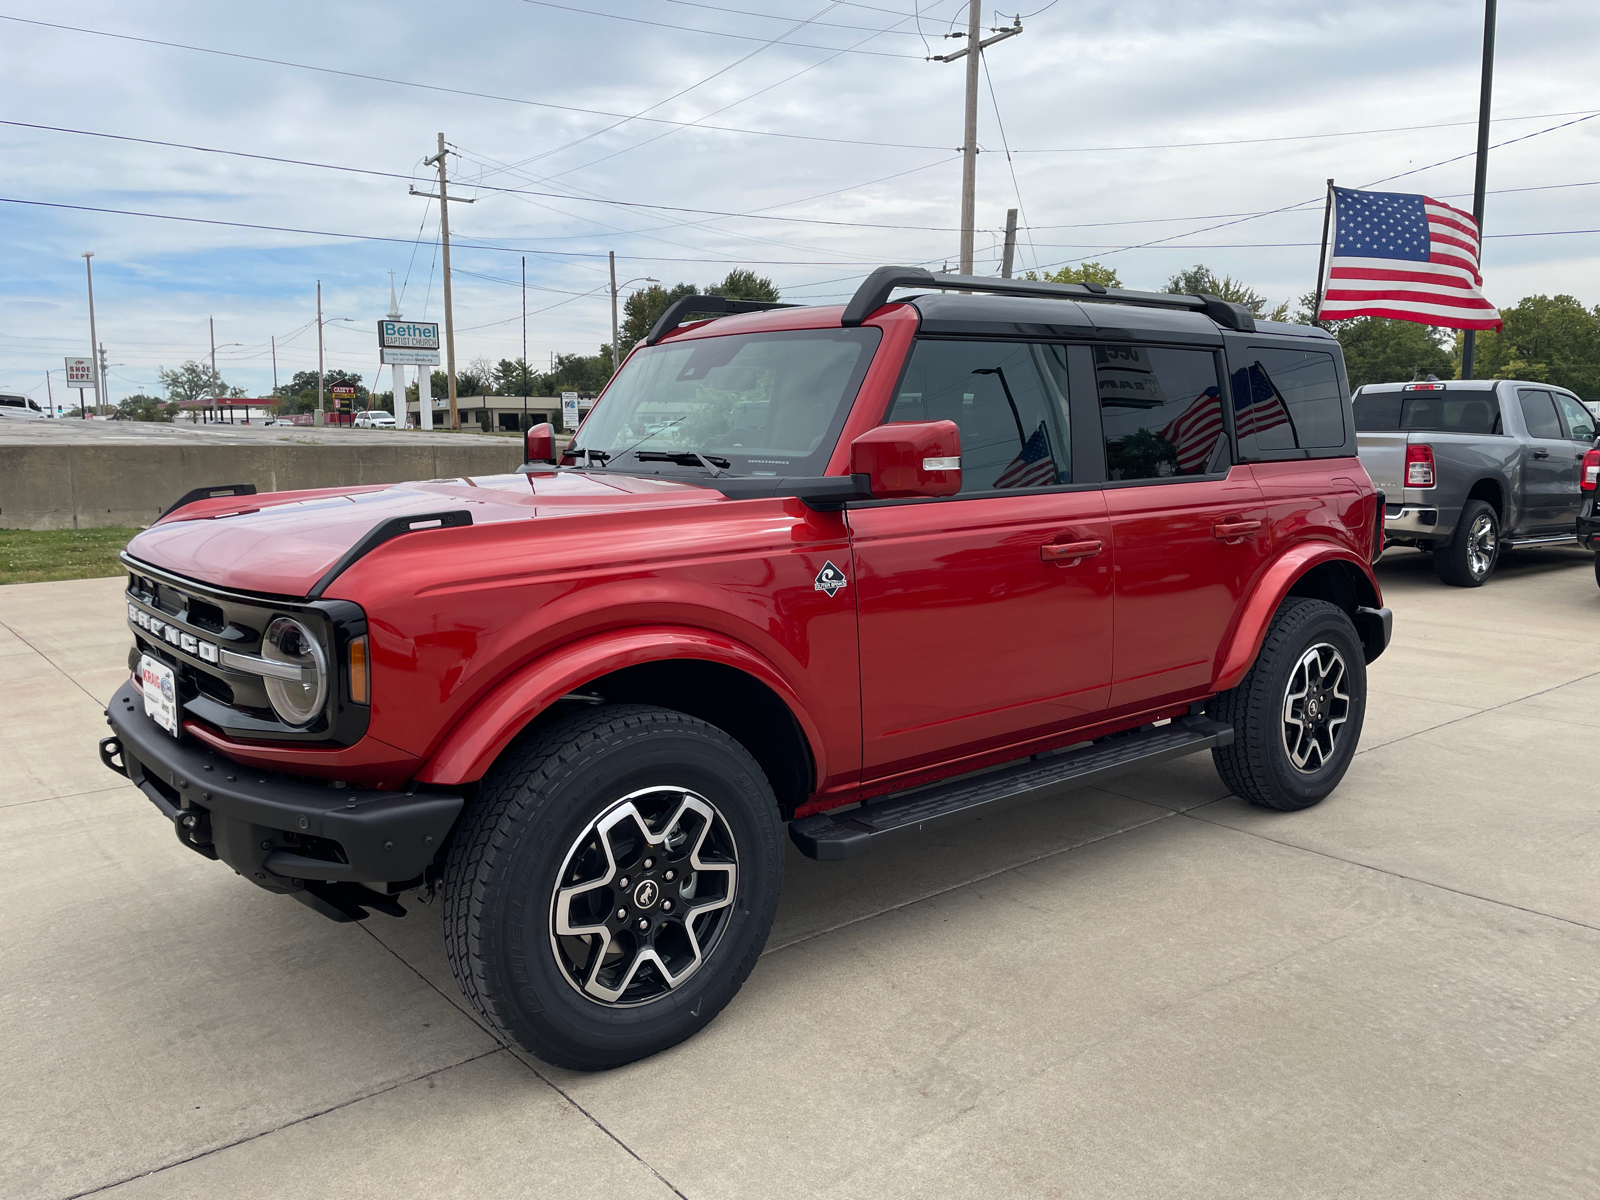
789,715,1234,861
1502,534,1577,547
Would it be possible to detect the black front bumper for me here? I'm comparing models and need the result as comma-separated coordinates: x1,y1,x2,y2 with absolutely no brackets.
102,679,462,914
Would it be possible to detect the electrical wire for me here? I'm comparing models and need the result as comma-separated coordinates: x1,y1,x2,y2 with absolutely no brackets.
663,0,938,37
515,0,921,57
0,14,947,152
981,51,1035,273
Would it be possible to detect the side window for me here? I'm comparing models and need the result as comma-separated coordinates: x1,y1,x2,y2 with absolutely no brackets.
1552,392,1596,442
1517,389,1563,439
1231,347,1346,455
888,340,1071,493
1094,345,1226,480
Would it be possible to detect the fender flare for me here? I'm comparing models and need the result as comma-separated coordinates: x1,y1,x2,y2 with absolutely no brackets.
413,625,828,787
1213,544,1382,693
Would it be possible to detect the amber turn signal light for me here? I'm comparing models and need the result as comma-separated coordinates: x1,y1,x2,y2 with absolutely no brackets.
348,635,370,705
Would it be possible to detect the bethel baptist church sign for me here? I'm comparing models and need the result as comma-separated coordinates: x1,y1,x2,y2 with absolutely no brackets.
377,320,441,366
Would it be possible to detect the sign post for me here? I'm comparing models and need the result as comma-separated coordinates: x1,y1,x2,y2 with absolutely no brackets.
378,320,441,431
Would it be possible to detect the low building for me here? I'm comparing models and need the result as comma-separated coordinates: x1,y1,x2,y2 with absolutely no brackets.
404,395,592,432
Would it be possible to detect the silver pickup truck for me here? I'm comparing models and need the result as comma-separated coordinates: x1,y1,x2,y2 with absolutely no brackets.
1355,379,1597,586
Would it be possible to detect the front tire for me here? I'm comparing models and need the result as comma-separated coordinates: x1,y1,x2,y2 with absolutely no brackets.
1435,499,1499,587
442,705,784,1070
1211,599,1367,811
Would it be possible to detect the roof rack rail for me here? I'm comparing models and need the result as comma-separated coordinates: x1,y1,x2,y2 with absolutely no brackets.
840,266,1257,333
645,295,798,345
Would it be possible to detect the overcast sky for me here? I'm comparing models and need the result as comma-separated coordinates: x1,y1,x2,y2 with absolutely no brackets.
3,0,1596,403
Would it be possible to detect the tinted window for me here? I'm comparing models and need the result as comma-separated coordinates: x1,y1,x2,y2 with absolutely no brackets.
1518,389,1563,439
1552,392,1596,442
888,340,1072,492
1231,348,1346,453
573,328,880,477
1095,345,1225,480
1354,390,1501,434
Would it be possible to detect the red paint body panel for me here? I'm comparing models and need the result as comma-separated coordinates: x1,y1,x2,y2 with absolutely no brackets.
850,490,1113,780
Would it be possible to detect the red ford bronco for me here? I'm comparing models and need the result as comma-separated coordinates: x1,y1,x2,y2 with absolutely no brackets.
101,267,1389,1069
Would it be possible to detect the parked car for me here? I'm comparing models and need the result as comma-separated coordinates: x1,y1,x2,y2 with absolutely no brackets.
99,267,1389,1069
0,393,47,418
353,409,396,429
1577,440,1600,587
266,418,296,427
1355,378,1596,585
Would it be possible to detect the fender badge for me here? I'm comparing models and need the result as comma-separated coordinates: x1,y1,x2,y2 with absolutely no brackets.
814,561,848,597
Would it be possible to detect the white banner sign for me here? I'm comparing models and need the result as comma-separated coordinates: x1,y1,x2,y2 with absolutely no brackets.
65,357,96,388
380,347,440,366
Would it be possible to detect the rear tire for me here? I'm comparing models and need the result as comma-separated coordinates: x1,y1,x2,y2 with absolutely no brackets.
1211,599,1366,811
442,704,784,1070
1593,554,1600,590
1434,499,1499,587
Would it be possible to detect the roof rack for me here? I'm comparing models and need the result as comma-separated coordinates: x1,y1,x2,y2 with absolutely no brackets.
840,266,1257,333
645,295,798,345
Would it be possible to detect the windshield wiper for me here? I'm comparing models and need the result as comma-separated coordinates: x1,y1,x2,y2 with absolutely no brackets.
567,447,611,465
634,451,731,476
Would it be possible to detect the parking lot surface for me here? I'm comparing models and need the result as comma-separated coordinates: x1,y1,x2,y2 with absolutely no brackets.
4,546,1599,1199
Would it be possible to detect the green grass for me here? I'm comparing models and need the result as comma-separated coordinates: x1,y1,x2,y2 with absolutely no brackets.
0,527,136,585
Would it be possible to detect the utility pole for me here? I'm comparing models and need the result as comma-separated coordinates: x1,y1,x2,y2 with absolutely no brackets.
609,251,620,378
99,344,109,412
1000,208,1018,278
411,132,475,431
81,252,100,418
271,335,278,393
1461,0,1497,381
930,6,1022,274
45,370,53,418
521,256,529,428
209,316,216,376
316,280,325,426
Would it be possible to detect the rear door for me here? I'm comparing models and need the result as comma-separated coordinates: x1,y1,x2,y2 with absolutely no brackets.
1095,343,1270,712
850,338,1113,784
1516,388,1575,532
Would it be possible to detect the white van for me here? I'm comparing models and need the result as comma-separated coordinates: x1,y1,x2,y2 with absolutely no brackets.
0,394,47,418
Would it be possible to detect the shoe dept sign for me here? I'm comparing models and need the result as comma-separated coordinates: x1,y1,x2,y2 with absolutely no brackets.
377,320,441,366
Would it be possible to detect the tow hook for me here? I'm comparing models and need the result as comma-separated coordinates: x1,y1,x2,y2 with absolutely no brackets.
98,737,128,778
177,808,214,850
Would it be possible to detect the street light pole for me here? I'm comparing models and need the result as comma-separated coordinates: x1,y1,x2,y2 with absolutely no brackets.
81,252,100,418
610,251,620,378
316,279,325,426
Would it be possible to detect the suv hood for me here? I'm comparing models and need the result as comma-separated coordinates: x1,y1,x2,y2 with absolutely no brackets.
126,471,726,596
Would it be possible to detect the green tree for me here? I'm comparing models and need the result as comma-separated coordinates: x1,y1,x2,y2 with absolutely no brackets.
708,269,781,302
116,393,171,422
494,358,539,396
1457,294,1600,396
272,368,367,415
158,360,233,406
621,282,699,352
1165,264,1289,320
541,349,614,396
1022,262,1123,288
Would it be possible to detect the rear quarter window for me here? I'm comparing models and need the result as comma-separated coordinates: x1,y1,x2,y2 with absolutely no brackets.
1231,347,1346,455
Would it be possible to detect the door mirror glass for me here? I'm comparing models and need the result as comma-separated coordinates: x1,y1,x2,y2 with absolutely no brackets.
850,421,962,499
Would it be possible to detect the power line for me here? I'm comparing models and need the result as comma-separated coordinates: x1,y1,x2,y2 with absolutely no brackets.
0,14,947,152
662,0,939,37
981,50,1035,272
514,0,922,57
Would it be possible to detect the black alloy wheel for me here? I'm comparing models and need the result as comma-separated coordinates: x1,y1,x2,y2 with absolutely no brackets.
1211,598,1367,811
442,704,784,1070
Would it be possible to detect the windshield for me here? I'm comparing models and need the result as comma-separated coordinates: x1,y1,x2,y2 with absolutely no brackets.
571,327,881,476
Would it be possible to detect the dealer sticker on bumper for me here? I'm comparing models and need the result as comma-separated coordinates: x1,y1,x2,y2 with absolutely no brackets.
138,654,180,737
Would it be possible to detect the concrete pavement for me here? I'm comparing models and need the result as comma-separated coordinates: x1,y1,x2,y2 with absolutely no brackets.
4,547,1599,1199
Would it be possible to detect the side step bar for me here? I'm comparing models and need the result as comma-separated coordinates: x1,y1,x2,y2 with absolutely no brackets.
789,715,1234,861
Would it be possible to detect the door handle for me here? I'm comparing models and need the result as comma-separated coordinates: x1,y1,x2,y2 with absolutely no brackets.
1213,519,1263,540
1532,448,1550,459
1040,538,1102,563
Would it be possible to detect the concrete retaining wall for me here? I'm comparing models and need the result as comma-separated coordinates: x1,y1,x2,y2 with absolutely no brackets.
0,442,527,529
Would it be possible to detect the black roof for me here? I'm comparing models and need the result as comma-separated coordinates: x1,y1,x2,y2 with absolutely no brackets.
906,291,1337,345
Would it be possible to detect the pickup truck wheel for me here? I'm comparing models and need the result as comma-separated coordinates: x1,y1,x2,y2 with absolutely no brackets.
441,704,783,1070
1210,599,1366,811
1434,499,1499,587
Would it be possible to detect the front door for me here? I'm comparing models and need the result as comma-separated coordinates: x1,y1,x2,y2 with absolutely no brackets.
1517,388,1578,532
1090,342,1271,712
851,338,1113,785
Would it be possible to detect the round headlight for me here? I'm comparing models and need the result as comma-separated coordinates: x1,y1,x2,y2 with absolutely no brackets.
262,617,327,726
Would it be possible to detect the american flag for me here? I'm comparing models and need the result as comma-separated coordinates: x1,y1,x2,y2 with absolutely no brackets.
1316,186,1501,330
1231,365,1294,443
1160,387,1226,474
993,422,1058,488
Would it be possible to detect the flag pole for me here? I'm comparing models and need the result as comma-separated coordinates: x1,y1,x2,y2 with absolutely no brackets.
1312,178,1334,327
1461,0,1497,379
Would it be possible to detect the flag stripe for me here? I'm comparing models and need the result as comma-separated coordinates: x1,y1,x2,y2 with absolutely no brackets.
1317,304,1504,329
1323,287,1498,310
